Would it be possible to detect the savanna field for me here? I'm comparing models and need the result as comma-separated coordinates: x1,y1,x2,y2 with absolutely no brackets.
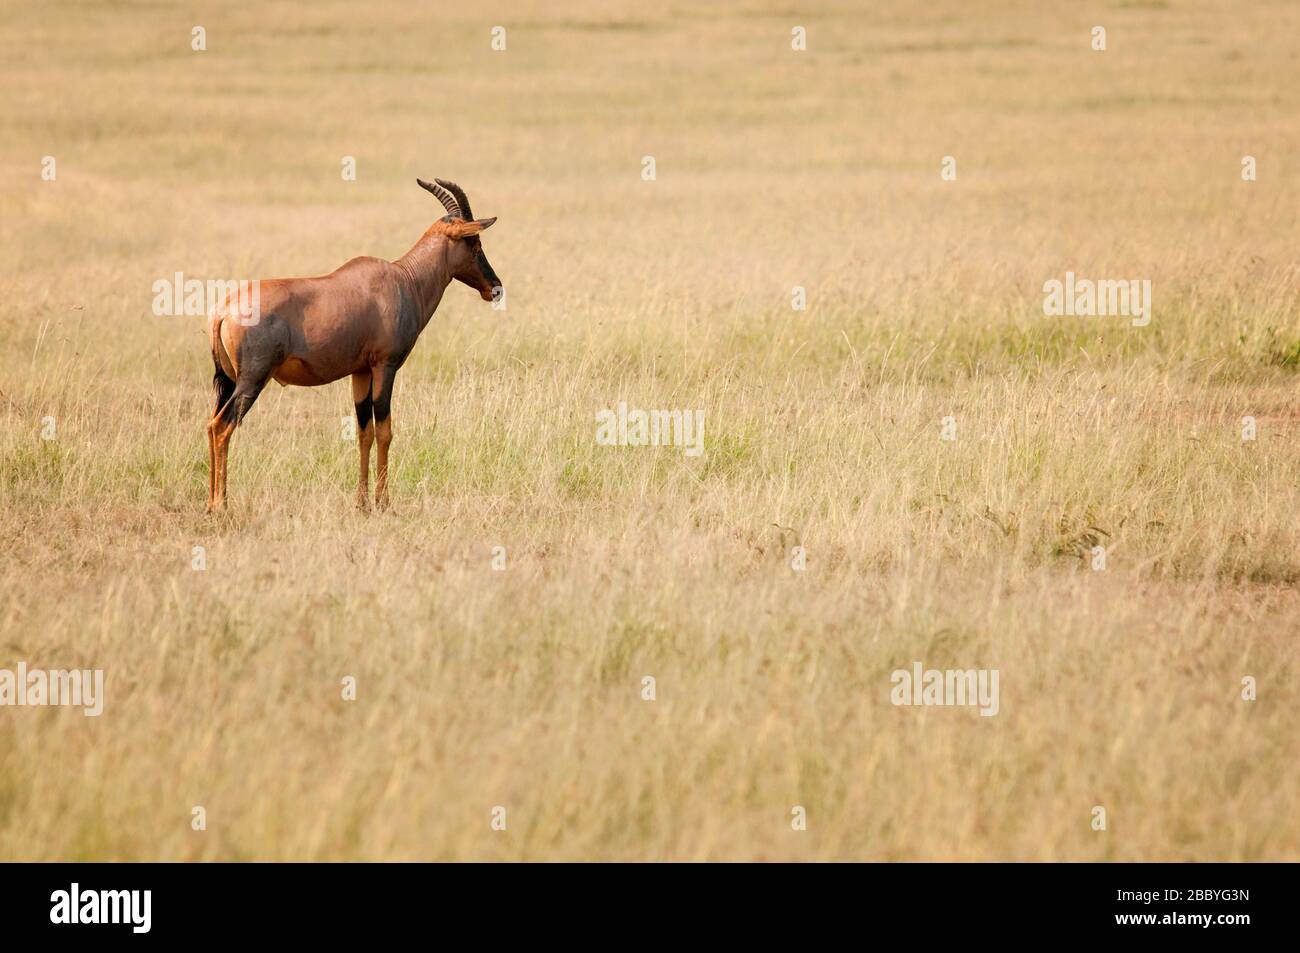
0,1,1297,860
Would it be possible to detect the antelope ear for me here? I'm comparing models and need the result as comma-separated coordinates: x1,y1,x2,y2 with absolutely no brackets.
444,217,497,239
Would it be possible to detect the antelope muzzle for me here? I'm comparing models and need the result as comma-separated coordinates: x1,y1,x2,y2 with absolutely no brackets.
476,250,502,303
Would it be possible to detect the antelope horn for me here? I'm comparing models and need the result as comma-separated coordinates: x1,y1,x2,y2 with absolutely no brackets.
434,178,474,221
416,177,463,218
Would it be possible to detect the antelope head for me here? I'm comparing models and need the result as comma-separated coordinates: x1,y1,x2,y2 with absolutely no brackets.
417,178,502,303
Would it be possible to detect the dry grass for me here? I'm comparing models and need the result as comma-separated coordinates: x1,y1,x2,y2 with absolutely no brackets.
0,0,1297,860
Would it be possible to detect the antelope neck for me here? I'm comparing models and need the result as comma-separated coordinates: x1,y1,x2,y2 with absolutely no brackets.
395,230,454,328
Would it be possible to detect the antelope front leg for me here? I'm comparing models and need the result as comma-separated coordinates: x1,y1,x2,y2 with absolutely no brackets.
371,363,397,511
352,371,374,510
375,416,393,510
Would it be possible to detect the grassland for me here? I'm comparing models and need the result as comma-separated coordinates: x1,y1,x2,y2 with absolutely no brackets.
0,0,1297,860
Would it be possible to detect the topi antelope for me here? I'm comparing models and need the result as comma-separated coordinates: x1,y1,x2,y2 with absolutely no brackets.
206,178,500,511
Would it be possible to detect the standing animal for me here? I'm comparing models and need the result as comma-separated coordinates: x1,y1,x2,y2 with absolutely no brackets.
206,178,500,512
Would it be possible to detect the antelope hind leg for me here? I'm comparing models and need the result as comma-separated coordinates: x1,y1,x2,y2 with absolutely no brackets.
208,366,236,511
